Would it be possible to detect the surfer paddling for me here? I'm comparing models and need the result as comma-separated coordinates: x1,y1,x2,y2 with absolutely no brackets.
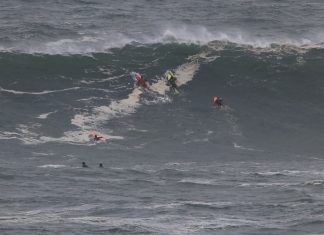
89,132,106,142
94,134,104,141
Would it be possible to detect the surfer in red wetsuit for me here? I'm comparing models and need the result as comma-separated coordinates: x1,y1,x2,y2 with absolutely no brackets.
131,72,148,89
212,96,224,110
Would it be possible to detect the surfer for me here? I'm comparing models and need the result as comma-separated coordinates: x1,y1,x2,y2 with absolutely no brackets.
131,72,149,89
94,134,103,141
82,162,88,168
165,70,178,92
99,163,103,168
212,96,224,110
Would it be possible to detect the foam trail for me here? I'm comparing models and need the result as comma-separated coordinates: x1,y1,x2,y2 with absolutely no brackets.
38,165,66,168
0,86,113,96
70,87,144,129
0,128,43,145
233,143,259,151
9,51,212,145
149,79,170,95
39,130,124,145
63,61,201,144
149,59,201,95
80,74,125,85
91,58,201,123
37,111,57,119
0,86,81,95
175,62,200,86
95,88,143,121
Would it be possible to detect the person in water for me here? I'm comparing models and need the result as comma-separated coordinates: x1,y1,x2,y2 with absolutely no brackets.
99,163,103,168
165,70,178,90
131,72,148,89
82,162,88,168
94,134,103,141
212,96,224,110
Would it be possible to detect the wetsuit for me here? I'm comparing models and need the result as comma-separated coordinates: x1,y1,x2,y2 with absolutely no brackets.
131,72,148,88
137,77,148,88
165,71,177,88
213,96,223,107
94,135,103,141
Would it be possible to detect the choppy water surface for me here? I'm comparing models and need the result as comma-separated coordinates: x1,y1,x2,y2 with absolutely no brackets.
1,0,324,234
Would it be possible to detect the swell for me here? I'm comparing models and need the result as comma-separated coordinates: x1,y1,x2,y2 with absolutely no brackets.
1,42,323,155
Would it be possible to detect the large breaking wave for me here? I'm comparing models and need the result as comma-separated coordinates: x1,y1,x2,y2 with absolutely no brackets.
0,39,323,156
2,25,324,54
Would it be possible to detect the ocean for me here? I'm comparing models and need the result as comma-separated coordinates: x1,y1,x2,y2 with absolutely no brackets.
1,0,324,234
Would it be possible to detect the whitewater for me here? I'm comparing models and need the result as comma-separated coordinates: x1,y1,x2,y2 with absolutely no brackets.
1,0,324,234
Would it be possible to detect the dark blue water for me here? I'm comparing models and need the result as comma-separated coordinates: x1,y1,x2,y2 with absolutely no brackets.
1,1,324,234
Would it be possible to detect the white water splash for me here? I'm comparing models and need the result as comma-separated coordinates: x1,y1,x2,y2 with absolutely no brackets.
38,164,66,168
2,24,324,55
37,111,57,119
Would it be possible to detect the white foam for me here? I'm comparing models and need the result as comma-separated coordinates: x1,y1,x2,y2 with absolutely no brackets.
0,208,271,233
2,24,324,55
182,201,232,207
174,61,200,86
183,137,209,145
38,164,66,168
37,111,57,119
149,79,170,95
79,74,124,85
25,33,133,54
305,180,324,186
0,86,80,95
71,114,94,129
239,182,295,187
0,125,43,145
72,59,201,139
233,142,259,151
32,152,53,156
179,178,215,185
6,49,211,145
39,130,124,145
95,87,143,120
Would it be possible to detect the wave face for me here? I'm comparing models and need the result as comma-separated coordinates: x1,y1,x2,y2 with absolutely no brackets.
1,43,323,155
1,1,324,234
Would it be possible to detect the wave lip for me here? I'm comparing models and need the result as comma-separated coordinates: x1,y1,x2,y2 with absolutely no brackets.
2,25,324,54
